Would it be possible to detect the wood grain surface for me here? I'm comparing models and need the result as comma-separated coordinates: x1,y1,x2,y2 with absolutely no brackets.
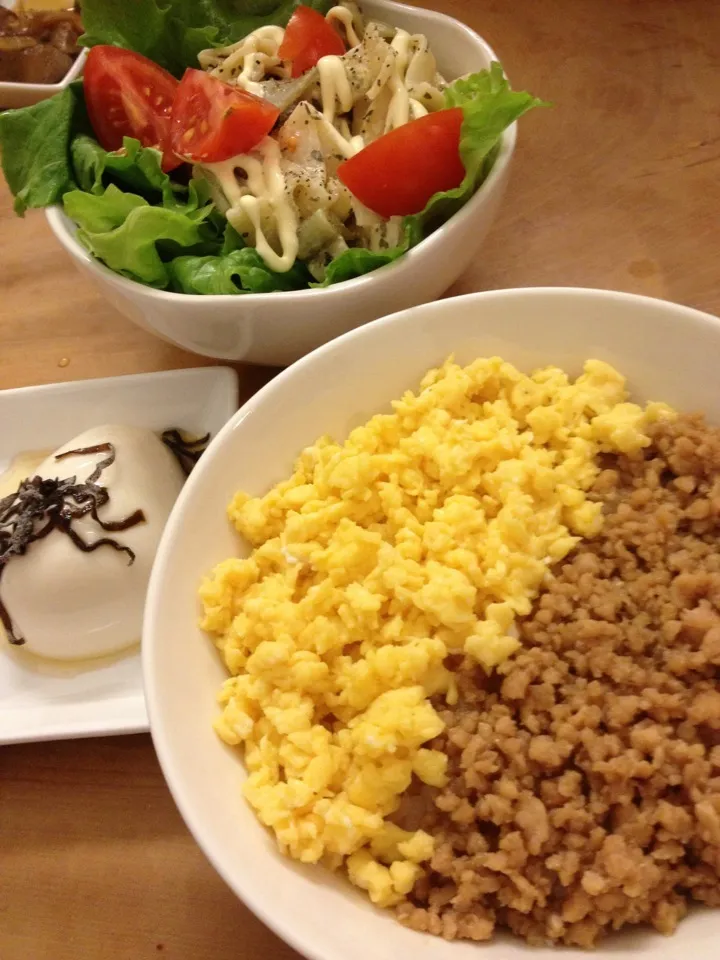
2,2,719,958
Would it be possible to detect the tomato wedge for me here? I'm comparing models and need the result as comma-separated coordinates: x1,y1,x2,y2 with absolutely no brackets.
83,46,181,173
279,5,345,78
337,109,467,218
170,69,280,163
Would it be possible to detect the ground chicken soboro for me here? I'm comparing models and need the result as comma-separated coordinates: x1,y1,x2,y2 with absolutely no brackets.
397,414,720,947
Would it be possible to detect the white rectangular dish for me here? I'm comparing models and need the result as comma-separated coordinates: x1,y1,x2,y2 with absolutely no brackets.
0,366,238,745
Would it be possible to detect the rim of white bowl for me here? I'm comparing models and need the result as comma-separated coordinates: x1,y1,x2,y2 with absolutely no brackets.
46,0,516,304
144,287,720,960
0,46,87,94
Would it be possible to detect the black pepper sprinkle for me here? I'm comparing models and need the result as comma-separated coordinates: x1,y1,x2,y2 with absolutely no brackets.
0,444,146,646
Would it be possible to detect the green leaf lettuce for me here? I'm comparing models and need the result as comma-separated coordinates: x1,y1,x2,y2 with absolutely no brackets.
0,83,87,215
63,179,218,286
79,205,208,286
169,246,312,294
72,134,170,196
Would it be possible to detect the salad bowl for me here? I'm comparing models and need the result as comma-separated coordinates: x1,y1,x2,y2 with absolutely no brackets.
46,0,516,366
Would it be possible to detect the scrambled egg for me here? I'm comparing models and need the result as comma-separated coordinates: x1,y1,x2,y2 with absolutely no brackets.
200,357,670,906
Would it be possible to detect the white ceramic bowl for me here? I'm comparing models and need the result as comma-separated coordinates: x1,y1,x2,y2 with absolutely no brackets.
0,0,87,109
144,288,720,960
46,0,515,365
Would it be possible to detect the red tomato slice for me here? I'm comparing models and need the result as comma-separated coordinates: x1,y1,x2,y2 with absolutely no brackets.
279,5,345,78
337,109,466,218
84,46,181,173
170,69,280,163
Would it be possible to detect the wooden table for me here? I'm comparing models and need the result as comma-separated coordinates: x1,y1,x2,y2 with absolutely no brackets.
2,1,719,957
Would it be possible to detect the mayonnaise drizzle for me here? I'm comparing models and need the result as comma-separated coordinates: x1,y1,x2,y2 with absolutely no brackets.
287,101,361,160
236,52,280,97
317,55,354,124
203,139,299,274
386,30,412,130
205,25,285,93
326,4,361,47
